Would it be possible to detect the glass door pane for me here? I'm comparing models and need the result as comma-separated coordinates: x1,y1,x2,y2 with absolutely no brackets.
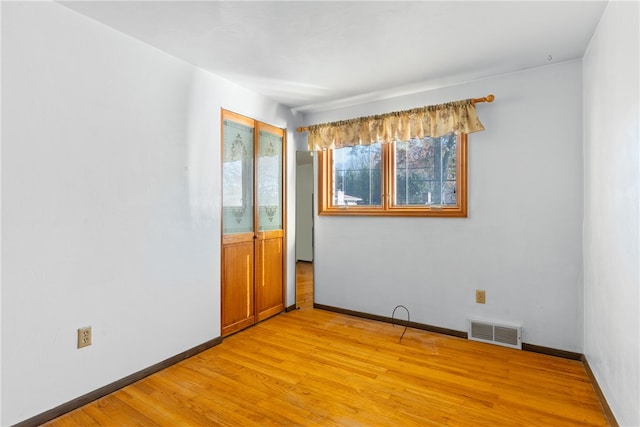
257,129,283,231
222,119,254,234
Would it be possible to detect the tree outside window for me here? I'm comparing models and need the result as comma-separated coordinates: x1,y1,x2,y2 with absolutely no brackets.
318,133,467,217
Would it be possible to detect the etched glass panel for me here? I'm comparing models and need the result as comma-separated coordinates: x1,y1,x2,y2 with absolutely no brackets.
257,130,283,231
394,133,457,206
222,120,254,234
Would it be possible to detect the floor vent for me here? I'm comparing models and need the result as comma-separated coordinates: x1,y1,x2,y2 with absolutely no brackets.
467,318,522,349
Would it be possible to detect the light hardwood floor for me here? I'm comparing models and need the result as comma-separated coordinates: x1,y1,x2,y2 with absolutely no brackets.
45,264,608,426
295,261,313,310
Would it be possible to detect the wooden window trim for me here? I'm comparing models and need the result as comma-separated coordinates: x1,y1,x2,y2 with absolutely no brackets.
318,134,467,218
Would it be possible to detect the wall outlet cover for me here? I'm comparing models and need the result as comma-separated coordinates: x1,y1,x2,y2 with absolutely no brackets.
78,326,92,348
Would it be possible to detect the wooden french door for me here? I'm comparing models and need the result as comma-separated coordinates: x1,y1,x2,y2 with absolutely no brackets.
221,110,285,336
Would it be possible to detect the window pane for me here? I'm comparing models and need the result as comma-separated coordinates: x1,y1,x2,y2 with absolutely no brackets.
332,143,382,207
394,133,457,206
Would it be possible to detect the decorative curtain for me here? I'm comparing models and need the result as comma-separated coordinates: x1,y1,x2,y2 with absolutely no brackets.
306,98,485,151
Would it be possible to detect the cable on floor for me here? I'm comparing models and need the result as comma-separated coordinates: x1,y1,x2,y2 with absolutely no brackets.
391,305,410,343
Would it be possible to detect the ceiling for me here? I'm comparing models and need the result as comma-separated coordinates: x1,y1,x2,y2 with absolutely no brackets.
59,1,607,112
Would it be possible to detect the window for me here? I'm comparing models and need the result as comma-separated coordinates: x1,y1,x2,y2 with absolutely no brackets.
318,132,467,217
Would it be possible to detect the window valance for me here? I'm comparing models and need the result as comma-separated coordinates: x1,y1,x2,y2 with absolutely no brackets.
300,95,493,151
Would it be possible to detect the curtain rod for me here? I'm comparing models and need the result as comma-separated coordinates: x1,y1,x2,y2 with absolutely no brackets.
296,94,495,133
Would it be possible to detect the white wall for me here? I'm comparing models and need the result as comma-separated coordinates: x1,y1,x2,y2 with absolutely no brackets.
295,161,313,262
583,1,639,425
1,2,300,425
306,60,584,352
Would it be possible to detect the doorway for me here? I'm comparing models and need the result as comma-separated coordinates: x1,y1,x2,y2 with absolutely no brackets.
295,151,314,309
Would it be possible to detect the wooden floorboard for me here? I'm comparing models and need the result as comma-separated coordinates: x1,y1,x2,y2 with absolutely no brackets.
295,261,313,310
44,264,608,426
45,306,609,426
